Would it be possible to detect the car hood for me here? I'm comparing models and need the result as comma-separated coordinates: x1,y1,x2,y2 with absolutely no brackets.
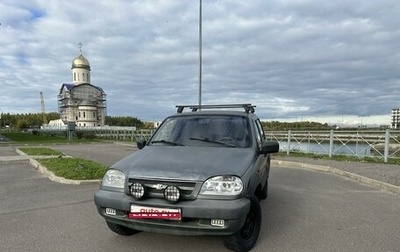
111,146,255,181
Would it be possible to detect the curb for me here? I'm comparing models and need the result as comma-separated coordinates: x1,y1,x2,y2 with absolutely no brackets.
16,148,101,185
273,160,400,195
10,148,400,193
29,158,101,185
273,160,330,172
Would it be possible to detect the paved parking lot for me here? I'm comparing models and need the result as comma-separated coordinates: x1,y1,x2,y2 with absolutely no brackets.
1,144,400,251
50,143,137,166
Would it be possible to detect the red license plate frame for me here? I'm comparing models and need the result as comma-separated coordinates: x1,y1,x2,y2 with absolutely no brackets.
129,205,181,220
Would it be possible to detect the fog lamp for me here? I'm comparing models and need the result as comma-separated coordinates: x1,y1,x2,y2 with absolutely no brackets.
130,183,145,199
164,186,180,203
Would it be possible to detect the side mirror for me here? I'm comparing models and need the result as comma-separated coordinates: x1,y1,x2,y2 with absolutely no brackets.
137,139,147,150
259,141,279,155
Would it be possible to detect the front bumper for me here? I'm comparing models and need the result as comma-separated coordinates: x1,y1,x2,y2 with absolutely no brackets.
94,189,250,236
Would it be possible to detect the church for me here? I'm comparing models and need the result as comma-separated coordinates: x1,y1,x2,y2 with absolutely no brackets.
58,45,107,127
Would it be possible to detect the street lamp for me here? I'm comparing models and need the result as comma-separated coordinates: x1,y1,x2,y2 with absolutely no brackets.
198,0,203,110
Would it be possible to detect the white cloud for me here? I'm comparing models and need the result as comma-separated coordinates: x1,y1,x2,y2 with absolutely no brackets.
0,0,399,124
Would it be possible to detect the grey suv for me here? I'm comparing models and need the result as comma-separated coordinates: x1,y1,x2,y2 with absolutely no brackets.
94,104,279,252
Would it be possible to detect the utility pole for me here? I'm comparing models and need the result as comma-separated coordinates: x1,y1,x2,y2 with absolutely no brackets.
40,92,48,125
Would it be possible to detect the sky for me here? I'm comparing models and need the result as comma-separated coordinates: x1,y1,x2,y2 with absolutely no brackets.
1,0,399,126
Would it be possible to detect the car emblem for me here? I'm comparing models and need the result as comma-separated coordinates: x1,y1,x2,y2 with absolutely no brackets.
147,184,168,190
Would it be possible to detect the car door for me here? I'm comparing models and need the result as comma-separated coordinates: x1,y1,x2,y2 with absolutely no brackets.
253,118,269,183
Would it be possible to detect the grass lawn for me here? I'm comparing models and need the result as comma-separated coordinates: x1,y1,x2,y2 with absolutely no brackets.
38,157,107,180
18,147,65,156
17,146,107,180
276,151,400,165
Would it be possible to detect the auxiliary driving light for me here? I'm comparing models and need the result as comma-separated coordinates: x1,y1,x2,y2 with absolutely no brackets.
130,182,145,199
164,186,180,203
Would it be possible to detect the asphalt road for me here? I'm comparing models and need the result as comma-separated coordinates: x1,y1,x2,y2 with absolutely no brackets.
1,144,400,252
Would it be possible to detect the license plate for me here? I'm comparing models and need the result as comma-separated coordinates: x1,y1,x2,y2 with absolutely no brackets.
129,206,181,220
105,208,116,216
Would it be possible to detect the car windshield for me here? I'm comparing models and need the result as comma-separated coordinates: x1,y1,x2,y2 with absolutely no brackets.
150,115,251,148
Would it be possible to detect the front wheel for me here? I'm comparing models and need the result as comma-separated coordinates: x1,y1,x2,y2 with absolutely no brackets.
260,157,271,200
260,179,268,200
223,197,262,252
106,221,140,236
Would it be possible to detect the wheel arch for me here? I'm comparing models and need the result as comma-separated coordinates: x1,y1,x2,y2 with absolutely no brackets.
246,173,263,200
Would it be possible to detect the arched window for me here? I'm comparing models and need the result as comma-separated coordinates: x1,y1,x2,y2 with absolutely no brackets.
74,73,76,81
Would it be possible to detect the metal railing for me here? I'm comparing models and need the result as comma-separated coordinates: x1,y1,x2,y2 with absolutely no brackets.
39,126,400,162
40,126,155,142
266,129,400,162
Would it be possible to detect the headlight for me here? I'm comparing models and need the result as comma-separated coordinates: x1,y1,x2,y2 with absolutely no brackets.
200,176,243,196
102,169,125,189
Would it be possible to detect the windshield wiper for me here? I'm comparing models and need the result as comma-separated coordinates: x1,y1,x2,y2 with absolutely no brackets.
189,137,236,147
151,140,185,146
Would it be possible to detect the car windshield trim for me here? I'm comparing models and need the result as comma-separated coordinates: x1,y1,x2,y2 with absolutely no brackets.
150,140,185,146
189,137,236,147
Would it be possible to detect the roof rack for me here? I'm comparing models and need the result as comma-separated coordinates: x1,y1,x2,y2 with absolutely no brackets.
176,104,256,114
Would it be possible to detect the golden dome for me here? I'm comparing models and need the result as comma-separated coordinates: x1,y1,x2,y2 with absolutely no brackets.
72,54,90,69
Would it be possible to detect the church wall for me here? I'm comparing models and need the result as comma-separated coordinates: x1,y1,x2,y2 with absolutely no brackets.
72,68,90,84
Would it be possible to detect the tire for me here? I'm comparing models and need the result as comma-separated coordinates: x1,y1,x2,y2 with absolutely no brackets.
106,221,140,236
260,157,271,200
260,178,268,200
223,197,262,252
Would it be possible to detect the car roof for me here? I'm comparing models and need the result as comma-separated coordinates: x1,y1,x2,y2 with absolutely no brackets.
165,111,260,122
172,110,252,117
176,104,256,114
163,104,260,120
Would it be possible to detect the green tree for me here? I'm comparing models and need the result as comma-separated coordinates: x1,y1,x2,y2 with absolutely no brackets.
105,116,144,128
262,121,332,131
16,119,29,130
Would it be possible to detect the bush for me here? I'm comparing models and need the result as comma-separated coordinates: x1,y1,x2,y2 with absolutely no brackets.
75,131,84,139
75,131,96,139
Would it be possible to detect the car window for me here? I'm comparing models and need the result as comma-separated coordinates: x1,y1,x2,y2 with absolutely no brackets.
150,115,251,148
152,118,176,140
253,119,265,149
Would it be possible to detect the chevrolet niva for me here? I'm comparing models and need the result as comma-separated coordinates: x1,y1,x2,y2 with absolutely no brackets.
94,104,279,252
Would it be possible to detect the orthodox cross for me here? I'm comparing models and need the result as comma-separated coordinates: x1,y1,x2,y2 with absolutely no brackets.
78,42,83,53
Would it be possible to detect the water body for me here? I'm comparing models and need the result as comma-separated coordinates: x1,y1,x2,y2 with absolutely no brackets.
279,142,371,156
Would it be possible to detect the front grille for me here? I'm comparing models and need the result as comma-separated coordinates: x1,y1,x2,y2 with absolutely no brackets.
128,178,200,200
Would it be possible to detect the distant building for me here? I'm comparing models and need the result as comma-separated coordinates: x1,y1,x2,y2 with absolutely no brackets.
58,46,107,127
391,108,400,129
48,119,66,127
